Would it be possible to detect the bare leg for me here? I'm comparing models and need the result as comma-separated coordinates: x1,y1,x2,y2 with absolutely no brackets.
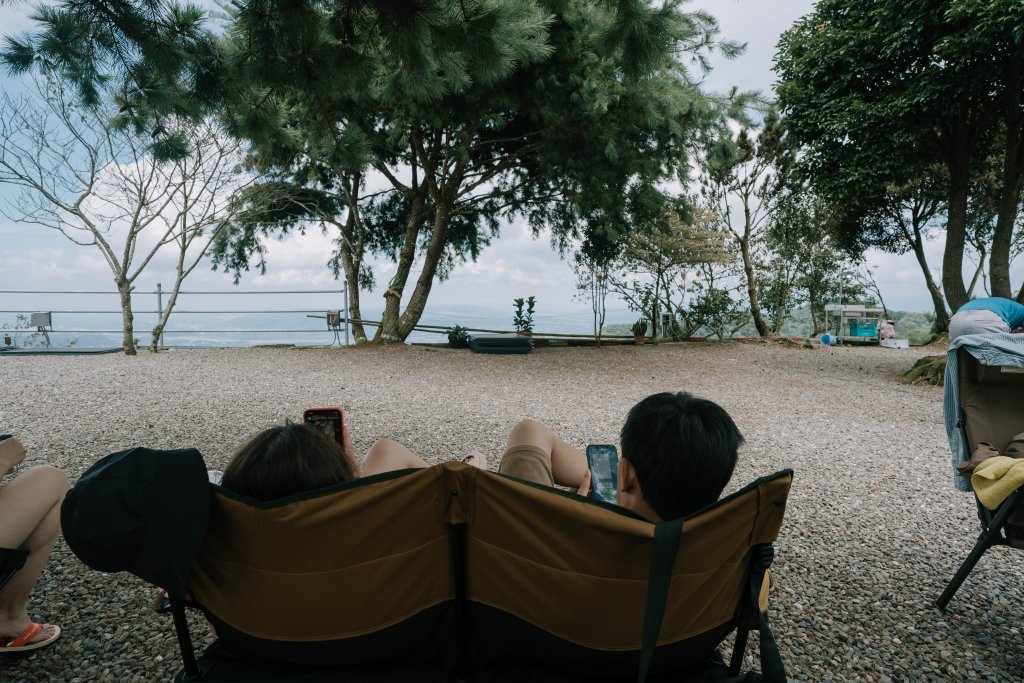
505,419,587,487
359,439,428,477
0,465,68,641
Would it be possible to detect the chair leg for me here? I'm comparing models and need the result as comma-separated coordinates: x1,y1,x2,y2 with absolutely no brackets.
935,490,1024,610
934,533,997,611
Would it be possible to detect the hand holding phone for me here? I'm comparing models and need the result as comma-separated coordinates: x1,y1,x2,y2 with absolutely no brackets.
303,408,345,446
585,444,619,504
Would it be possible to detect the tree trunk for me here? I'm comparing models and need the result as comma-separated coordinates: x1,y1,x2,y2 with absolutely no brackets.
989,52,1023,298
149,248,188,352
149,288,179,353
376,194,427,343
740,235,769,337
908,228,950,333
966,248,987,300
396,202,452,340
342,258,368,344
118,281,136,355
941,114,972,312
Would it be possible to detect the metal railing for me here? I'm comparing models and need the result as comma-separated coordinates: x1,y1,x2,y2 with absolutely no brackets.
0,285,351,349
1,286,638,349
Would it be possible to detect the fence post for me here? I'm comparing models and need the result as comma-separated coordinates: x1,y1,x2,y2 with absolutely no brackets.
156,283,164,349
343,282,350,347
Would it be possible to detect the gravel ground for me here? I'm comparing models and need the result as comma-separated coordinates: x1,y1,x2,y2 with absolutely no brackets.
1,340,1022,682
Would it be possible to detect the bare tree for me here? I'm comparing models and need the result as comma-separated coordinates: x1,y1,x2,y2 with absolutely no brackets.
571,251,612,343
0,77,270,354
701,112,796,337
609,206,732,339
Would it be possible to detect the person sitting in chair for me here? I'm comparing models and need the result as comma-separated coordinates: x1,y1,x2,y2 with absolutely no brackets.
221,392,739,523
0,436,68,653
220,422,486,502
498,391,743,521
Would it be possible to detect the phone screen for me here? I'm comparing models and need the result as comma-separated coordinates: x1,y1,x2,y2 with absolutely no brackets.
586,444,618,504
303,408,345,446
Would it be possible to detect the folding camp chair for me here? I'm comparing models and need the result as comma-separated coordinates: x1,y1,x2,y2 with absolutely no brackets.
63,453,792,682
936,337,1024,610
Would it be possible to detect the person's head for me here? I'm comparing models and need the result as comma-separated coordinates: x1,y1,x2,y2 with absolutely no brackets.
618,392,743,521
221,422,356,501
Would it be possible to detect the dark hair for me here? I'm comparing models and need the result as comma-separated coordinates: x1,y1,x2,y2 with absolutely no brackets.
221,423,356,501
619,392,743,520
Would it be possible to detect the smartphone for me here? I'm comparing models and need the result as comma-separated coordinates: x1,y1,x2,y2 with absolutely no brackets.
303,408,345,446
0,435,12,442
585,444,619,504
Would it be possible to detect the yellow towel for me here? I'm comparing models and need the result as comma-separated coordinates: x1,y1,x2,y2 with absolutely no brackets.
972,456,1024,510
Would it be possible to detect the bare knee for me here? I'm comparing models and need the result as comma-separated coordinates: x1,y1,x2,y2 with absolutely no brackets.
16,465,69,500
366,439,404,456
507,419,551,448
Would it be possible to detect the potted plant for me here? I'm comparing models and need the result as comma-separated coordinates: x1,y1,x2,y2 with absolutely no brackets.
513,296,536,336
446,325,470,349
631,319,648,345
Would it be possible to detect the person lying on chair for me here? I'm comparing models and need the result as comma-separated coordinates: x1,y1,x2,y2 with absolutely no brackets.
220,421,486,501
0,435,68,654
219,392,738,522
498,391,743,521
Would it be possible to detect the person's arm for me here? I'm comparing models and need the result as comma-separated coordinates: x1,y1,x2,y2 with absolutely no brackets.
0,435,27,479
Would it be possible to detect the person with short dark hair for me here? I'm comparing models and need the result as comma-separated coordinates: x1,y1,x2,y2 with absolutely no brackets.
499,392,743,521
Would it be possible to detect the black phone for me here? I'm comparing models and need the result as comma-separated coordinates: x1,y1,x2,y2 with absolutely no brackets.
585,444,619,503
0,435,12,442
303,408,345,446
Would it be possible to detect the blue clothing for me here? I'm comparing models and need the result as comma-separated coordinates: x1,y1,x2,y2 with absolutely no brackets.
957,297,1024,329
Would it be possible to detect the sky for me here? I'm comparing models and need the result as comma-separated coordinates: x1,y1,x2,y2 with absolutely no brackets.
0,0,1018,331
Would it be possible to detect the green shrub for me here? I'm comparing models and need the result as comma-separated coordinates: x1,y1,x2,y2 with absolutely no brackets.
446,325,470,348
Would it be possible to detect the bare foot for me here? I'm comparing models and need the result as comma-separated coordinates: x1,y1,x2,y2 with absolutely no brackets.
461,451,489,471
0,621,60,648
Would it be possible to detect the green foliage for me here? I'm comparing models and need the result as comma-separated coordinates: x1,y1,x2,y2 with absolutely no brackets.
699,109,800,337
513,296,536,333
630,318,648,336
687,284,746,340
774,0,1024,307
445,325,471,349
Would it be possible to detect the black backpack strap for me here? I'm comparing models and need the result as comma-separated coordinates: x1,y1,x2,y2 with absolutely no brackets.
637,518,684,683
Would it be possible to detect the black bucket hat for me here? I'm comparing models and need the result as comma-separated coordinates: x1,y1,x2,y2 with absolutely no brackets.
61,447,210,598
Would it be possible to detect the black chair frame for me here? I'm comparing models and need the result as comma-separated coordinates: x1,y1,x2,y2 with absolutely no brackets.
164,536,783,682
935,415,1024,610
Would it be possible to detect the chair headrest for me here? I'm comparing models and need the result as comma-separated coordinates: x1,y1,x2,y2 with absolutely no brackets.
61,447,209,598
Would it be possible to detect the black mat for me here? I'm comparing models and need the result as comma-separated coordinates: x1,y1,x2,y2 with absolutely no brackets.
469,334,533,355
0,347,123,355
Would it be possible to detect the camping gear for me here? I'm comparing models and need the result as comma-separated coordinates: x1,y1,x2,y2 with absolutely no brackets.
936,333,1024,609
62,453,792,682
468,334,533,354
